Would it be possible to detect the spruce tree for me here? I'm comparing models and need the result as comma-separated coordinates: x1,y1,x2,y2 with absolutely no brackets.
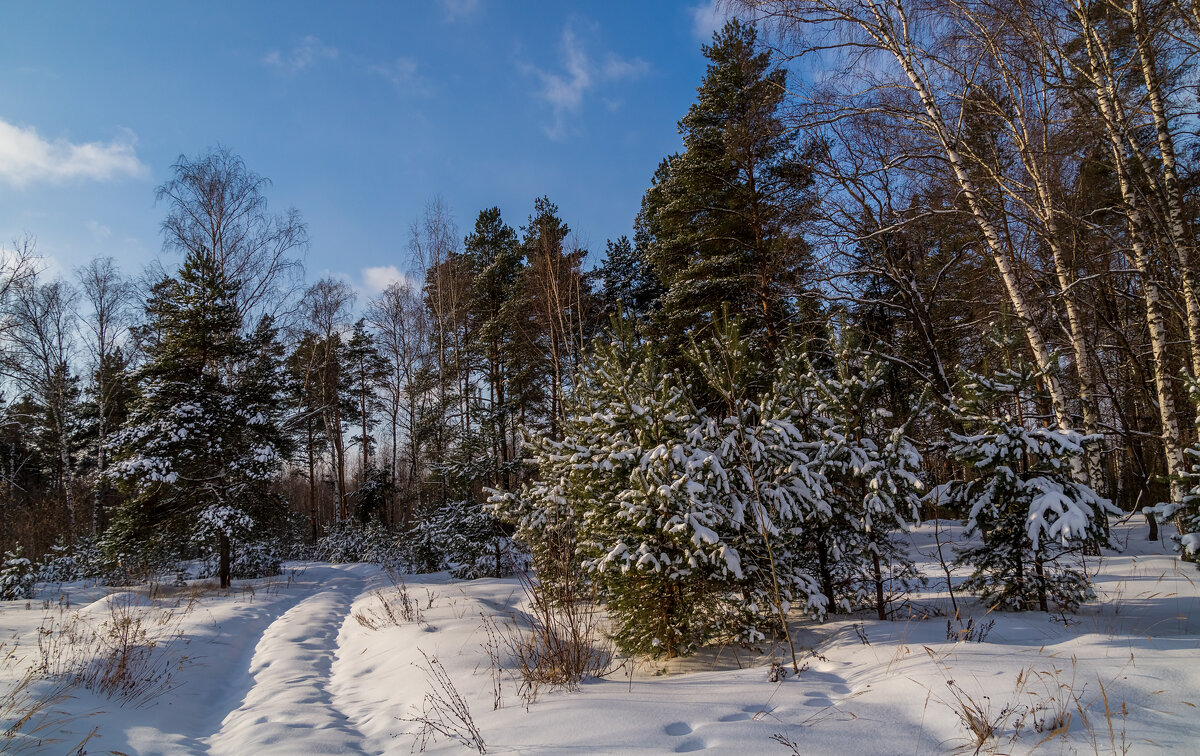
108,250,287,587
596,233,662,321
344,319,387,501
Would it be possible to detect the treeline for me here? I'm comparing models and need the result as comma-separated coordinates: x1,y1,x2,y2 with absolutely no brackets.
2,2,1198,619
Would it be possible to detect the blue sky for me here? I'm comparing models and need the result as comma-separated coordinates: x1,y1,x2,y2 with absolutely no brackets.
0,0,730,298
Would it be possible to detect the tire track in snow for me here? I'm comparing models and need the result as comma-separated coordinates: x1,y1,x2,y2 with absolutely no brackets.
207,564,372,755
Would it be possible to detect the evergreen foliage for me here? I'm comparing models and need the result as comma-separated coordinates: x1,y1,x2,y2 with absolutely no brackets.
0,546,35,600
310,519,406,567
799,334,925,618
948,363,1115,612
641,19,815,355
106,250,289,587
497,317,839,658
596,234,663,321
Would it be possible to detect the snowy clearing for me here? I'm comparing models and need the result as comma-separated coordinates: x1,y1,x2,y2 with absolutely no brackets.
2,521,1197,755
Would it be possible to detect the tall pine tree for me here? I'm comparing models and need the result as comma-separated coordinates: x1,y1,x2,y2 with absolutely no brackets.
641,19,815,356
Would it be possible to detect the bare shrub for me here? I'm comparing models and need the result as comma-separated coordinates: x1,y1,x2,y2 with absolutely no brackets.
402,650,485,754
945,616,995,644
478,613,504,711
852,622,870,645
504,538,613,705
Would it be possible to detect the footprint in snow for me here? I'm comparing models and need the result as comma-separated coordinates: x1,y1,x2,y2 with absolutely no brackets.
664,721,693,736
675,738,708,752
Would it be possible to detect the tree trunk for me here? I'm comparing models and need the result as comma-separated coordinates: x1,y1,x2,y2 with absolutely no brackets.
307,422,318,541
815,533,836,613
872,548,886,621
219,531,231,589
1076,7,1189,503
1034,552,1048,613
1131,0,1200,377
877,0,1074,430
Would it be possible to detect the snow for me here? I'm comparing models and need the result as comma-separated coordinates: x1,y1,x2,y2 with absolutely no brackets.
3,521,1199,754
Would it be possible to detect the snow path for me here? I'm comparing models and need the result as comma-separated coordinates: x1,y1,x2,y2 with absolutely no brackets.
206,564,371,755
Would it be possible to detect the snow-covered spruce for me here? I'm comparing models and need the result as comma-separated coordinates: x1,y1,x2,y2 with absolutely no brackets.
947,364,1116,612
105,250,289,587
0,546,36,600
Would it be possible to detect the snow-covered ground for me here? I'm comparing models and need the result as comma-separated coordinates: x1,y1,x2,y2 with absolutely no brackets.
2,521,1197,755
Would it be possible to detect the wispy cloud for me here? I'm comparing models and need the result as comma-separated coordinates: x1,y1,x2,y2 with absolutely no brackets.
361,265,416,296
86,220,112,239
263,35,339,73
0,118,147,187
527,25,649,140
690,1,731,41
438,0,482,21
368,56,428,95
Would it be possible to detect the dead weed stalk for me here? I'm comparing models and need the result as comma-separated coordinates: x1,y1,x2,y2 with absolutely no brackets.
402,649,485,754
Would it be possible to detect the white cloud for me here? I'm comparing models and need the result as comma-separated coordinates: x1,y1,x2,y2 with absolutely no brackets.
0,118,147,187
263,35,339,73
690,1,730,40
361,265,416,295
528,26,648,140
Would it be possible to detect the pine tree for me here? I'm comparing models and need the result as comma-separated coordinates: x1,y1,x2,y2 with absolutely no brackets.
690,317,829,668
801,334,925,619
344,319,387,494
948,362,1114,612
464,206,526,491
286,332,332,540
518,196,591,437
108,250,287,588
641,19,815,355
495,317,751,657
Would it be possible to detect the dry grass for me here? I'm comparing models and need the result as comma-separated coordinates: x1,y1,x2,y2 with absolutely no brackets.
353,569,426,630
30,590,191,708
920,647,1131,755
0,643,97,755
